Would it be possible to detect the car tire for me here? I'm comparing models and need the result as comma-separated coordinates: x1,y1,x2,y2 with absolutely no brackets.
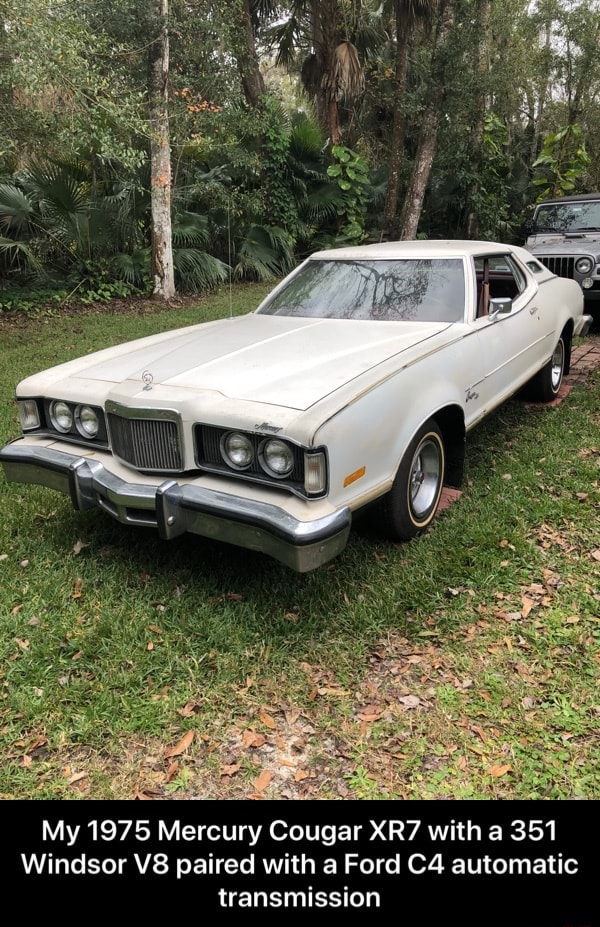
527,336,565,403
378,419,445,541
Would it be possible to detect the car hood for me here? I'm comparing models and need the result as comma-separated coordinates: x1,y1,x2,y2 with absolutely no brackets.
527,233,600,259
72,314,452,411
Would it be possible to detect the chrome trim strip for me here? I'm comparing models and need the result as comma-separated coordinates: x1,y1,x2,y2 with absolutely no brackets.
0,442,350,572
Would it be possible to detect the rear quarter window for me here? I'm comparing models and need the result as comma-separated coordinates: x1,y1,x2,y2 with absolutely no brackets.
526,260,545,273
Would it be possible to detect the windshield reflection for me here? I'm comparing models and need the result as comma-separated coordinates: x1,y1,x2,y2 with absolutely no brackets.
258,259,466,323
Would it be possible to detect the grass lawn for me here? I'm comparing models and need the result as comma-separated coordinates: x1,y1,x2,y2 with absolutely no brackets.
1,287,599,800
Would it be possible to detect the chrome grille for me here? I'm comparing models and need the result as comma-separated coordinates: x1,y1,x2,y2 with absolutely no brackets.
538,256,575,278
108,413,182,471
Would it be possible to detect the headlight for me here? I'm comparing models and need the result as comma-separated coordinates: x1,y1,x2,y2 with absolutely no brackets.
50,400,73,433
76,404,99,438
221,432,254,470
261,438,294,477
576,257,593,275
17,399,40,431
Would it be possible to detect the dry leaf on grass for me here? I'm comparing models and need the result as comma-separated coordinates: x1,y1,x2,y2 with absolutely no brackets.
242,731,266,749
489,764,512,777
521,595,535,618
68,771,88,785
71,578,83,599
398,695,420,709
72,539,89,556
165,761,179,783
220,764,241,777
177,701,199,718
294,769,309,782
591,550,600,562
254,769,272,792
164,730,194,758
258,710,277,729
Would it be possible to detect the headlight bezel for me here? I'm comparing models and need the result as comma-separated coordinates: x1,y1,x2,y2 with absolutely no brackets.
195,424,328,499
220,431,255,471
15,396,108,446
49,399,74,434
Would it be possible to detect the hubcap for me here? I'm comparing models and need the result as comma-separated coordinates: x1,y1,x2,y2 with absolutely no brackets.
409,438,441,518
551,340,564,391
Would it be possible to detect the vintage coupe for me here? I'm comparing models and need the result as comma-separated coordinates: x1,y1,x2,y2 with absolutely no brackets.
0,241,591,571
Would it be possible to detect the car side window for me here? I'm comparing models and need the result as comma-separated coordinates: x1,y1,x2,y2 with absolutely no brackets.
474,254,524,318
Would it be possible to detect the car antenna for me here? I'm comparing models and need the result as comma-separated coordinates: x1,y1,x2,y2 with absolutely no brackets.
228,196,233,319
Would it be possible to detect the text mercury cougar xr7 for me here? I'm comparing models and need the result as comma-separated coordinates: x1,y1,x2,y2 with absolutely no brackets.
0,241,591,571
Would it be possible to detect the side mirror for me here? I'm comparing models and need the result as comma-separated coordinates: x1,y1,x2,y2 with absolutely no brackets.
489,297,513,320
522,219,533,237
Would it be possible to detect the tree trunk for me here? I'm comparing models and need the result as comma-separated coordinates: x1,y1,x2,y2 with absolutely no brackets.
149,0,175,300
238,0,265,107
466,0,492,238
399,0,456,241
383,11,411,233
320,0,342,145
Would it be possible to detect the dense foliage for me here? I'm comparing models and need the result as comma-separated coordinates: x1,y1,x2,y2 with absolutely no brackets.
1,0,600,300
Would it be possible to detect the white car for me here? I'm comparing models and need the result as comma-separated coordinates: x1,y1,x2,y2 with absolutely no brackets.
1,241,591,571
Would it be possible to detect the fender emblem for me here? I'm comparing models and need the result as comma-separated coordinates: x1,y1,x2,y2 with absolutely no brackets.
465,389,479,403
142,370,154,391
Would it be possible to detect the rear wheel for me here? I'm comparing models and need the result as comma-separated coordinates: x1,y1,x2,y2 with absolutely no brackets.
527,336,565,402
378,420,445,541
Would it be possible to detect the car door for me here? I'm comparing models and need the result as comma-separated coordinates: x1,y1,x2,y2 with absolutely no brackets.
467,253,551,416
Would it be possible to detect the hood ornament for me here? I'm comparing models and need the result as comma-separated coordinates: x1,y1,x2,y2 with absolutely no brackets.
142,370,154,391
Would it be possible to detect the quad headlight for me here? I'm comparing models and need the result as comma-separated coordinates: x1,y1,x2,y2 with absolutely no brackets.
221,431,254,470
49,399,73,433
576,257,594,275
260,438,294,477
75,404,99,438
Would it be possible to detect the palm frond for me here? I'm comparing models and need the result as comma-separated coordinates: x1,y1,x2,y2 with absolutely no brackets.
113,249,149,288
234,224,294,281
0,184,36,233
172,212,210,248
24,162,90,220
322,41,365,101
0,236,42,273
173,248,229,292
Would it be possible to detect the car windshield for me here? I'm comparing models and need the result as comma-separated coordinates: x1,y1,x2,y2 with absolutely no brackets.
257,258,466,323
533,201,600,233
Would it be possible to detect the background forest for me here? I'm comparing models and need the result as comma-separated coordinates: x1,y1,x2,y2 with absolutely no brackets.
1,0,600,304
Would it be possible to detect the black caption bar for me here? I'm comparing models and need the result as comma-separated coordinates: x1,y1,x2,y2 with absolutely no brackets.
2,802,596,925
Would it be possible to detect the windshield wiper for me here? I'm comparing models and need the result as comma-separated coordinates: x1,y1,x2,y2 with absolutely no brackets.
533,226,561,233
569,227,600,232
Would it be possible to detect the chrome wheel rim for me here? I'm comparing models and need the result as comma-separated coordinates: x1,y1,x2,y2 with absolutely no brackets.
551,340,564,391
409,438,441,518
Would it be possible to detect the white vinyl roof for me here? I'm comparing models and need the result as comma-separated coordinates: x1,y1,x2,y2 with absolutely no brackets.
310,240,519,260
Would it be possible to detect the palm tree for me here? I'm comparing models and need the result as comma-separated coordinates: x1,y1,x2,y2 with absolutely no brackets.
383,0,439,233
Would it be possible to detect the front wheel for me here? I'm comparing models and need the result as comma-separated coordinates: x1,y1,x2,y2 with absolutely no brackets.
378,420,445,541
527,336,565,402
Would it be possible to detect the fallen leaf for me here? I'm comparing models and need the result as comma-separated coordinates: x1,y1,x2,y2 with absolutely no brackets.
225,592,244,601
254,769,272,792
148,624,162,634
72,539,89,556
177,701,199,718
12,604,23,615
147,641,154,651
398,695,420,709
220,763,240,777
20,559,29,568
565,615,580,624
591,550,600,562
285,709,301,726
521,595,535,619
15,638,29,651
242,730,266,749
521,696,535,709
165,730,194,758
294,769,310,782
33,687,43,697
71,578,83,599
258,710,277,729
489,764,512,777
68,771,88,785
165,761,179,783
575,492,588,501
456,756,468,771
283,612,300,622
0,553,8,562
27,616,40,626
20,755,33,768
499,539,509,548
502,473,512,481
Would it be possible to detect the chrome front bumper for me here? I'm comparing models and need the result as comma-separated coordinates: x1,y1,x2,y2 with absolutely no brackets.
0,443,351,572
